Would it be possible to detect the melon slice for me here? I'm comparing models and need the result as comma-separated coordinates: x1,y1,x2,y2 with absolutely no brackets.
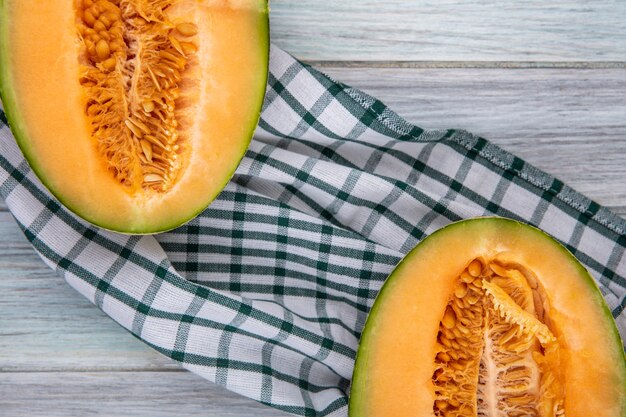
350,217,625,417
0,0,269,233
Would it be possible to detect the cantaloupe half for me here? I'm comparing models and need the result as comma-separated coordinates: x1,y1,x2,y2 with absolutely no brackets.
350,217,625,417
0,0,269,233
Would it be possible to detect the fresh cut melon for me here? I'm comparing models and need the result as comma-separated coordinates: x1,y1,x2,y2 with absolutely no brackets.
0,0,269,233
350,217,625,417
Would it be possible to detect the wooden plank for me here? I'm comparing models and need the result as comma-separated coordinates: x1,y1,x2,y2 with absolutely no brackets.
0,211,22,245
0,263,179,371
0,372,286,417
270,0,626,62
321,67,626,210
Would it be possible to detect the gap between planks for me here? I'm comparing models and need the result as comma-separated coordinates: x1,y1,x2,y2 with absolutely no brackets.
308,60,626,69
0,368,186,373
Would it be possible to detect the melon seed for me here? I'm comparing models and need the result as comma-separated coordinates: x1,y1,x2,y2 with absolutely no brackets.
460,271,474,283
439,334,452,348
124,120,143,138
533,290,545,321
95,39,110,60
102,57,116,71
454,282,468,298
140,140,153,162
142,100,155,113
521,268,539,289
180,41,198,55
466,292,480,305
128,117,150,135
468,259,482,277
448,398,460,408
447,350,459,361
146,66,162,91
99,15,112,29
435,400,449,410
489,262,508,277
84,10,96,27
499,326,519,345
93,20,106,32
442,307,456,329
144,134,167,149
176,22,198,37
168,35,186,57
144,174,163,183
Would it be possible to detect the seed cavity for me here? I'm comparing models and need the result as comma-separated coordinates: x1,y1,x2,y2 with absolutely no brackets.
432,258,565,417
76,0,198,192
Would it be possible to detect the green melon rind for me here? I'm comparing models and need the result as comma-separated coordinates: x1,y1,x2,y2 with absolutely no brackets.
0,0,270,234
349,216,625,416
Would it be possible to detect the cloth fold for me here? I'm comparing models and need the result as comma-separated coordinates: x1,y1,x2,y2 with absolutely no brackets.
0,46,624,417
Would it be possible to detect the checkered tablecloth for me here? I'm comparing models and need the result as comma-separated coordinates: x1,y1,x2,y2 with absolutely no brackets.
1,46,624,416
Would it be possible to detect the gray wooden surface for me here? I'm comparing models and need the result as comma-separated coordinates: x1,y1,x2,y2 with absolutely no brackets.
1,1,625,416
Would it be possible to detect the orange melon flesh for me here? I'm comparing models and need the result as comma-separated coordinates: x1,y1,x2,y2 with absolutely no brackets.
0,0,269,233
350,218,625,417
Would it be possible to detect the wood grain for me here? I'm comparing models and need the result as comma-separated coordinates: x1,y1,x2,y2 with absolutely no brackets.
0,372,287,417
1,2,625,415
0,243,177,371
270,0,626,62
320,67,626,209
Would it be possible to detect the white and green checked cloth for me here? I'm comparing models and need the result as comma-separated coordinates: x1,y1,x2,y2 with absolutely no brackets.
1,46,625,416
